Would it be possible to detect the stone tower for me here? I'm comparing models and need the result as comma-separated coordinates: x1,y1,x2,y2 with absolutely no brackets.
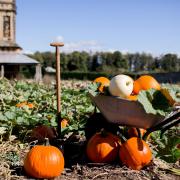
0,0,21,51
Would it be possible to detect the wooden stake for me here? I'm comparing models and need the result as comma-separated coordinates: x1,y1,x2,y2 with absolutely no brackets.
50,42,64,137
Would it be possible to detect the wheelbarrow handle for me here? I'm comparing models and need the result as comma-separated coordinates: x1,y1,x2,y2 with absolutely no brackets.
160,118,180,138
143,111,180,141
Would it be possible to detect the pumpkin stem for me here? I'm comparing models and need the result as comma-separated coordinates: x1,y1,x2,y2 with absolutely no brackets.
136,128,142,139
100,128,107,137
45,138,50,146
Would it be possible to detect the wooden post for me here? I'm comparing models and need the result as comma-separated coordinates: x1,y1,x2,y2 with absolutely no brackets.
1,65,4,78
50,42,64,137
35,64,42,82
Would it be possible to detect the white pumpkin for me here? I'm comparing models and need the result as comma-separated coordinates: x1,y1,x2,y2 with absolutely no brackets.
109,74,134,98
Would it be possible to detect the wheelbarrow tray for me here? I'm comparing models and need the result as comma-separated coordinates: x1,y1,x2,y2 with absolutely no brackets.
89,94,165,129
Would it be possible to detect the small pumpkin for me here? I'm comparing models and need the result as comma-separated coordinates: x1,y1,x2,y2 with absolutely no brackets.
61,119,69,128
119,137,152,170
27,103,34,108
109,74,134,98
126,95,138,101
24,141,64,178
86,130,120,163
16,102,27,108
16,101,34,109
94,77,110,92
30,125,56,142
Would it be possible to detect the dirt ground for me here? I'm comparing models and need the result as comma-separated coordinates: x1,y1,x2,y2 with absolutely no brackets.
0,140,179,180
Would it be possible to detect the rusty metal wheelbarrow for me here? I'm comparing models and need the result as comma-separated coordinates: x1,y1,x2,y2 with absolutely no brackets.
89,94,180,139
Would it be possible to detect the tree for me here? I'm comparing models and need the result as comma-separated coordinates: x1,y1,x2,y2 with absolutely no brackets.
161,54,179,72
67,51,89,71
61,53,69,71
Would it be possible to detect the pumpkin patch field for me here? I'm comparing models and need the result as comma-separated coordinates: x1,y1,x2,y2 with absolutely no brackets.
0,78,179,180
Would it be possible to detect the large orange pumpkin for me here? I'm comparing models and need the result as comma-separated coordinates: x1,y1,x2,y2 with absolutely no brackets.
86,130,120,163
133,75,161,94
119,137,152,170
94,77,110,92
24,144,64,178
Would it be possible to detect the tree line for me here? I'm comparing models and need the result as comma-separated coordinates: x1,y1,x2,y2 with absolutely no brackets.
27,51,180,74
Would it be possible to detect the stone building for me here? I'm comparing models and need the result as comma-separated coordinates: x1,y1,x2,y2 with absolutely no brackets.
0,0,41,81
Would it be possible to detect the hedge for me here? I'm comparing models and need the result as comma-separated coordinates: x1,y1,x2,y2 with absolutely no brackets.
59,71,139,80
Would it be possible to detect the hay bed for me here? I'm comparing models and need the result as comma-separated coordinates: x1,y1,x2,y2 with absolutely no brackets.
0,140,179,180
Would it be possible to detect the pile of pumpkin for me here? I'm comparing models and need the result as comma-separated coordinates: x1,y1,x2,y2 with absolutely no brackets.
93,74,161,100
23,128,152,179
22,74,161,179
86,127,152,170
85,75,160,170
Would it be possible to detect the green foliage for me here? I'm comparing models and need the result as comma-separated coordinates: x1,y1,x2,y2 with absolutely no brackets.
0,78,179,164
0,79,94,140
26,51,180,78
137,89,173,116
161,54,180,72
151,128,180,163
161,83,180,103
5,151,20,166
86,82,101,96
61,71,113,80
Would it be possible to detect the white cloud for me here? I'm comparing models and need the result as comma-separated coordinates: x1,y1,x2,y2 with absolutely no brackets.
54,35,64,42
22,50,34,54
62,40,104,53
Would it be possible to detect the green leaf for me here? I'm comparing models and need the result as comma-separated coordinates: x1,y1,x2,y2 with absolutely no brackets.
5,111,16,120
161,83,180,103
137,89,172,116
172,149,180,161
152,129,180,163
0,113,8,121
0,127,7,135
86,82,100,96
16,117,25,125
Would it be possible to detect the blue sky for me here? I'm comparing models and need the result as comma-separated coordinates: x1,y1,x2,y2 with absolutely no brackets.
16,0,180,56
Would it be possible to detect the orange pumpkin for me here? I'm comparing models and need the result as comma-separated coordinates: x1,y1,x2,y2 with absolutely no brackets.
27,103,34,108
61,119,69,128
24,144,64,178
16,102,27,108
126,95,138,101
133,75,161,94
119,137,152,170
94,77,110,92
16,101,34,109
86,130,120,163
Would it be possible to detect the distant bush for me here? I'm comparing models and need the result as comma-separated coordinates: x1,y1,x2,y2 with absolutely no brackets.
57,71,137,80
